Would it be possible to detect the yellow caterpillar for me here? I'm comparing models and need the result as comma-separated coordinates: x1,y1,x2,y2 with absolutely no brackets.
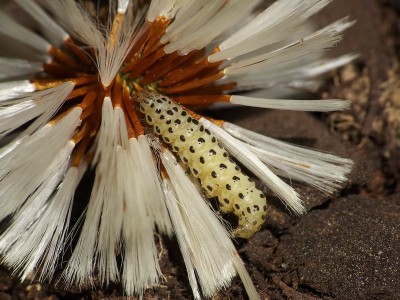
135,90,267,238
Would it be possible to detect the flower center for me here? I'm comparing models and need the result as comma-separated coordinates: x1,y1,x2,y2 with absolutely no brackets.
29,17,234,168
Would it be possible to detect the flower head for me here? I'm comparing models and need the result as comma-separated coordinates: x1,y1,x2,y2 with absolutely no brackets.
0,0,354,299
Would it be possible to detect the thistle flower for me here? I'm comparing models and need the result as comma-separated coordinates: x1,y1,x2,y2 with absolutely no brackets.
0,0,355,299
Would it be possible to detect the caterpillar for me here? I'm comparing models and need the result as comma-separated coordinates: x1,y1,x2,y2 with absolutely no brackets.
135,90,267,238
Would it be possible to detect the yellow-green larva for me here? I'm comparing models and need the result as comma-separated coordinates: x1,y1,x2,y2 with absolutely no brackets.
136,90,267,238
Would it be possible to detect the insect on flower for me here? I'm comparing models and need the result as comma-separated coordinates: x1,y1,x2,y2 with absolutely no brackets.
0,0,355,299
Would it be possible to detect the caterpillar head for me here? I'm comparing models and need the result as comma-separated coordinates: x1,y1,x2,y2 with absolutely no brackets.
133,89,155,104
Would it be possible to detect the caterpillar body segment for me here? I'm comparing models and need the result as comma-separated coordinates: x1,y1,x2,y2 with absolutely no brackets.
135,90,267,238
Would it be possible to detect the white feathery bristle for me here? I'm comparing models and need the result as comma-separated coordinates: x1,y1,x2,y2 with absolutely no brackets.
119,137,164,295
163,0,258,55
230,95,351,112
214,17,355,92
0,138,23,162
0,57,43,80
0,38,45,62
218,53,358,93
64,100,169,294
118,0,130,13
15,0,69,46
0,107,82,223
208,0,332,62
237,85,312,100
140,135,173,235
38,163,87,280
41,0,104,51
0,11,50,55
223,122,353,193
97,4,145,87
300,53,360,78
162,1,203,34
160,149,260,300
0,144,74,252
225,17,355,75
162,179,201,299
162,1,226,46
288,80,322,91
201,118,305,215
232,254,260,300
147,0,186,22
65,98,122,286
0,82,75,139
162,0,225,52
95,104,126,285
44,0,146,87
41,0,119,86
0,80,36,102
0,159,86,281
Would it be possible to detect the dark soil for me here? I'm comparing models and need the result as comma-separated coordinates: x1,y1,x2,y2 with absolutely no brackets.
1,0,399,299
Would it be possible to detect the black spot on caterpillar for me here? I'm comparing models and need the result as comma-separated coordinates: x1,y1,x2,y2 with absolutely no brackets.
136,90,267,238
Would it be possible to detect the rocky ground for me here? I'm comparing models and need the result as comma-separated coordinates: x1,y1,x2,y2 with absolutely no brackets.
0,0,399,299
